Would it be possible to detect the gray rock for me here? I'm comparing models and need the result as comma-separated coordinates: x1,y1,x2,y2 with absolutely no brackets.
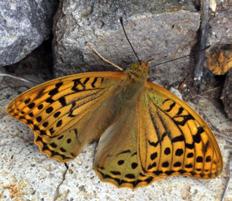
4,40,53,87
221,70,232,120
53,0,200,85
0,0,58,67
208,1,232,46
207,2,232,120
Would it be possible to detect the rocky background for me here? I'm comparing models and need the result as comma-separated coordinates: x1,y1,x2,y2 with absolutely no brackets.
0,0,231,200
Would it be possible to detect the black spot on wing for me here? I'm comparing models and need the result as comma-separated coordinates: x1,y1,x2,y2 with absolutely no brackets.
175,149,184,156
131,163,138,169
206,156,211,162
72,78,85,92
164,147,171,155
164,102,176,112
91,77,98,88
38,104,44,110
49,88,59,96
28,102,35,109
165,170,174,175
56,120,62,127
67,138,72,144
54,111,61,118
172,135,185,143
43,121,49,127
46,106,53,114
177,107,184,115
110,171,121,176
125,174,135,179
186,143,194,149
162,161,169,167
45,97,54,104
148,162,157,170
174,115,194,126
50,142,57,148
148,140,159,147
174,162,182,167
83,77,90,85
58,97,66,107
150,152,158,160
196,156,203,162
36,116,42,122
193,127,204,143
187,152,194,158
24,98,30,104
153,170,163,175
117,150,131,156
117,160,124,165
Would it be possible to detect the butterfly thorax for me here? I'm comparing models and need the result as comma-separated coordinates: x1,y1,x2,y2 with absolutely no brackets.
126,61,149,82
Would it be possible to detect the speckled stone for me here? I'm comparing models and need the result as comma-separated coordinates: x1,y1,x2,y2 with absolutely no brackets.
53,0,200,86
207,1,232,121
0,0,58,67
221,70,232,120
208,1,232,46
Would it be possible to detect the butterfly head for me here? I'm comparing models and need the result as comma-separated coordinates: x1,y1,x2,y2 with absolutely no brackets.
126,61,149,82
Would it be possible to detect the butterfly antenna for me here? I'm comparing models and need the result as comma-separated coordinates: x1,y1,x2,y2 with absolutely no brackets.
152,46,210,67
119,17,141,63
0,73,39,87
86,42,123,71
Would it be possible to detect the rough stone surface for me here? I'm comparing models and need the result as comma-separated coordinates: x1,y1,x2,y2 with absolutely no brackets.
53,0,200,86
206,1,232,120
221,70,232,120
208,1,232,46
4,40,54,89
0,82,231,201
0,0,58,67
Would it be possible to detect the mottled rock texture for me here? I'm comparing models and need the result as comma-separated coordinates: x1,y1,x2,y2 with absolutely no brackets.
208,1,232,46
53,0,200,85
0,0,58,66
222,70,232,120
208,1,232,120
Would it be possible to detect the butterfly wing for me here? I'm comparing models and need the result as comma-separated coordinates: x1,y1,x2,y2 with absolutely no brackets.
7,72,127,162
94,98,155,188
94,80,223,189
138,81,223,179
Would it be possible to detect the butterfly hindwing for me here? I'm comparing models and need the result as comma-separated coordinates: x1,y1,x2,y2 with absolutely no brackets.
94,98,155,188
7,72,127,161
139,82,223,179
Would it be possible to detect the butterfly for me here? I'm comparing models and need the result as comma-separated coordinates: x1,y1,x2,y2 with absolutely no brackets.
7,59,223,188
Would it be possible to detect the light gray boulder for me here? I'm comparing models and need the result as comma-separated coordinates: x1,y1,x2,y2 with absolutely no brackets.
208,1,232,120
53,0,200,85
0,0,58,67
208,1,232,46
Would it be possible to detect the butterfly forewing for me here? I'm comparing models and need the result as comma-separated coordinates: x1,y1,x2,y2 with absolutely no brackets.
139,82,223,179
7,72,127,161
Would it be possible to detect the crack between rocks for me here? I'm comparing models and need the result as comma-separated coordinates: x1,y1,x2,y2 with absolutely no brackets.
53,163,69,201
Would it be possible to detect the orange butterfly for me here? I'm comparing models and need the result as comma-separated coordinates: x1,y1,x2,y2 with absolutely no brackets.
7,18,223,189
